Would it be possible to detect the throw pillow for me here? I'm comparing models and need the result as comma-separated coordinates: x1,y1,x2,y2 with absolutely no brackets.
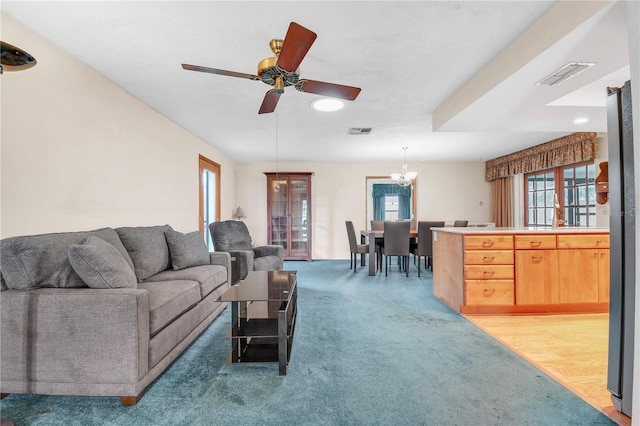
115,225,173,282
165,229,210,270
68,236,137,289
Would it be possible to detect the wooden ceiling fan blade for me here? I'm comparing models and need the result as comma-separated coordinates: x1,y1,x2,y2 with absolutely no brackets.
1,41,37,72
258,90,281,114
296,79,361,101
276,22,317,73
181,63,260,81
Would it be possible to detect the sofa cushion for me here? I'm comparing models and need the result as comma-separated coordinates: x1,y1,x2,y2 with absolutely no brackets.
116,225,172,282
165,229,210,270
69,236,138,289
137,280,201,335
145,265,227,299
0,228,134,290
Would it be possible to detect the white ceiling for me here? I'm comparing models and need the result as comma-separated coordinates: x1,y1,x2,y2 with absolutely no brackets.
1,1,631,164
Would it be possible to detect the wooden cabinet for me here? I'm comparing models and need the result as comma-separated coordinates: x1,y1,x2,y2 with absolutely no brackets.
433,229,609,314
463,235,514,306
265,173,313,261
514,235,558,305
515,250,558,305
464,235,513,250
514,235,556,250
556,235,610,303
598,252,610,303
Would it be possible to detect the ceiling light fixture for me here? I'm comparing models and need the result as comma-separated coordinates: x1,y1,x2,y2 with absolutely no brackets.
574,117,589,124
390,147,417,187
312,98,344,112
535,62,595,86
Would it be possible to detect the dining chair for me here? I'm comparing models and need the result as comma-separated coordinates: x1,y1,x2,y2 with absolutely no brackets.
399,219,418,232
345,221,369,272
370,220,384,231
382,221,411,277
453,220,469,227
413,221,445,277
370,220,385,270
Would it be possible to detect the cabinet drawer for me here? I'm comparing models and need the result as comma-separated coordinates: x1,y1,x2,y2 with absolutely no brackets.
464,235,513,250
465,280,514,305
514,235,556,250
464,250,513,265
557,234,609,249
464,265,514,279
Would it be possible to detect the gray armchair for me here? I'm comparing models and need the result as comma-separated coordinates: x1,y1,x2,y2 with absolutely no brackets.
209,220,284,284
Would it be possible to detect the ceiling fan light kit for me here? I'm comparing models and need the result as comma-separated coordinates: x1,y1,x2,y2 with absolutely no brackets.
181,21,361,114
312,98,344,112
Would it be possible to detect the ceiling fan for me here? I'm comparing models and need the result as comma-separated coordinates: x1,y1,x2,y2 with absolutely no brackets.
181,22,361,114
0,41,37,74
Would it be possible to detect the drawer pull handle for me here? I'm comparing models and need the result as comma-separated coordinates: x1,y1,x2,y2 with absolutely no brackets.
482,241,495,247
601,251,606,256
530,241,542,247
483,288,495,295
596,240,602,245
483,256,495,262
531,256,543,261
483,271,495,276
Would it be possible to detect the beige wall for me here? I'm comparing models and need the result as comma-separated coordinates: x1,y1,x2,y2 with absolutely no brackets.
0,13,492,259
0,14,236,237
235,161,492,259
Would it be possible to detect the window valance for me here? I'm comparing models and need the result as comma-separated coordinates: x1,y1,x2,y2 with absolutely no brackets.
372,184,411,198
485,132,598,181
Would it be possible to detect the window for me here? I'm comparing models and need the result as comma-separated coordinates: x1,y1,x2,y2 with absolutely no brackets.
384,194,399,221
525,161,596,227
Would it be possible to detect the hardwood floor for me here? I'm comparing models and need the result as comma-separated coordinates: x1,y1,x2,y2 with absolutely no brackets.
464,313,631,426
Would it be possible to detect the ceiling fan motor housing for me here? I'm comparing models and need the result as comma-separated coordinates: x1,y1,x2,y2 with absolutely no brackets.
257,39,300,92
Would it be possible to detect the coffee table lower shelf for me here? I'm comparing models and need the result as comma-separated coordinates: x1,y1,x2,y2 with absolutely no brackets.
226,333,295,365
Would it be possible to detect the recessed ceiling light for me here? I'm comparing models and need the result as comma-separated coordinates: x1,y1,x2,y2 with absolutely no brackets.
574,117,589,124
312,98,344,112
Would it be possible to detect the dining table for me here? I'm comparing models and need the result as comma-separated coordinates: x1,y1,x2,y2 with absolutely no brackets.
360,229,419,276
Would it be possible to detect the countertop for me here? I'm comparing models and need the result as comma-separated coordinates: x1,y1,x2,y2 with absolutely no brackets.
432,227,610,235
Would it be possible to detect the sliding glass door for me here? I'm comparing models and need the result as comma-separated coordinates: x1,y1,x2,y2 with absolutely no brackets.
199,155,221,250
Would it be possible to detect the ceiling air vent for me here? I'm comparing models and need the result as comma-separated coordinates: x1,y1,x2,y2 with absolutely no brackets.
348,127,372,135
535,62,595,86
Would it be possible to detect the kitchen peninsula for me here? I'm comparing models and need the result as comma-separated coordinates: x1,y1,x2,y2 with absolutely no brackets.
432,227,610,314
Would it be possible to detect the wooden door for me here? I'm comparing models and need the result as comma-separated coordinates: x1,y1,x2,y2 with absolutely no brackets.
515,250,558,305
556,249,599,303
598,249,610,303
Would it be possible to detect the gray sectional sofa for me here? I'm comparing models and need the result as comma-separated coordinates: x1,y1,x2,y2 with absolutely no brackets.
0,225,231,405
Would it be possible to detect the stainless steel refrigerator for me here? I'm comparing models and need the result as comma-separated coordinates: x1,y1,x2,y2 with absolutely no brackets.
606,80,635,417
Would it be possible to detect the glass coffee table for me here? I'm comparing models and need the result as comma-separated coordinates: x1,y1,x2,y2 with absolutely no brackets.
217,270,297,375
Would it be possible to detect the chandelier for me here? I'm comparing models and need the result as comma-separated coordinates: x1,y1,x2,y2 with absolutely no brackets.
390,147,417,187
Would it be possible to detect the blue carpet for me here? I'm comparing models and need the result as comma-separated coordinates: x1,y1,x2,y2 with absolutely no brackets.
1,260,615,425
